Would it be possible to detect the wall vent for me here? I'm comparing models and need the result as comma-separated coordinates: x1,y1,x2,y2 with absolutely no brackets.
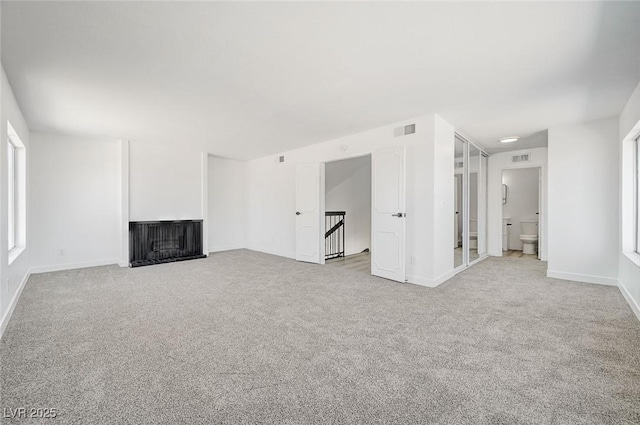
394,124,416,137
279,155,285,163
510,153,530,164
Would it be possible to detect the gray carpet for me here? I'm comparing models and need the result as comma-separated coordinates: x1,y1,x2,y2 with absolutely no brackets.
1,250,639,424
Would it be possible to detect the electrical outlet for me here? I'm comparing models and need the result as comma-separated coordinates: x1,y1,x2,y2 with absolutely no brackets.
411,256,416,264
58,249,65,256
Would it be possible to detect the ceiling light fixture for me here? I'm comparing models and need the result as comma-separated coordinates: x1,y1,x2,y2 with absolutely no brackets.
499,136,519,143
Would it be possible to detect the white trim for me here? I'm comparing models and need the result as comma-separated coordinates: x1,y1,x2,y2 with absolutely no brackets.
406,275,433,287
8,245,25,265
30,259,118,274
619,280,640,322
546,270,619,286
0,268,31,341
209,245,245,253
407,269,456,288
622,251,640,268
409,255,489,288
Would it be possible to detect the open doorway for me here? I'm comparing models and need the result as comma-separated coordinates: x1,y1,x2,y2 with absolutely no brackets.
324,155,372,274
501,167,541,259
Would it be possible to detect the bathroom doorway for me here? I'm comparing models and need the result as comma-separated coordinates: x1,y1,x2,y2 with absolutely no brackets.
501,167,541,259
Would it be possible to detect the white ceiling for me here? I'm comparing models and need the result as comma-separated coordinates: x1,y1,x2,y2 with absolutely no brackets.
2,1,640,160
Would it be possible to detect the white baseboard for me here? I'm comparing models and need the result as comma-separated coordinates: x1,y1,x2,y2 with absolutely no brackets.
246,246,295,260
406,274,433,287
209,245,245,254
0,268,32,341
408,256,490,288
546,270,619,286
407,269,457,288
30,259,119,274
618,280,640,322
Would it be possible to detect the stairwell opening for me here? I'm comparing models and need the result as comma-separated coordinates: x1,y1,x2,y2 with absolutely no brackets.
323,155,372,274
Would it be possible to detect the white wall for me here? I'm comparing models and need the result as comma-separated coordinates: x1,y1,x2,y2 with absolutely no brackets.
488,147,548,259
547,117,619,285
430,117,456,281
325,155,371,256
1,66,31,337
619,80,640,320
129,141,204,221
502,168,539,251
208,156,247,252
246,114,455,287
30,133,121,271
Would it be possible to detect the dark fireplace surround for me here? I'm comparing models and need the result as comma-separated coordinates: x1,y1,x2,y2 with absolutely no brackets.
129,220,206,267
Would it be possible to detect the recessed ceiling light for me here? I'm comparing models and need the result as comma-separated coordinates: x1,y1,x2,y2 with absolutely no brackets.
499,136,519,143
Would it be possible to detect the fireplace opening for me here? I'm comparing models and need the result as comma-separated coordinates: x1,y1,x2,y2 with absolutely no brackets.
129,220,206,267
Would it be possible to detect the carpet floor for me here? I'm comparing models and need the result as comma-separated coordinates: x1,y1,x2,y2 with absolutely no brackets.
1,250,639,424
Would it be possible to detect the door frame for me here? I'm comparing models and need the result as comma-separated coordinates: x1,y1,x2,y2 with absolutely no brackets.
499,165,546,261
321,153,373,266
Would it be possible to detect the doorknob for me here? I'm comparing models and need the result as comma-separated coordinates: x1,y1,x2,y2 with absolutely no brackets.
392,213,405,218
295,211,301,215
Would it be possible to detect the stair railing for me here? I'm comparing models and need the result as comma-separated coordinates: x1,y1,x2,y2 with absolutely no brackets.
325,211,345,260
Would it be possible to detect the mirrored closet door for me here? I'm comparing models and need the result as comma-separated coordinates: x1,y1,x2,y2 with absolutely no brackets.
454,134,488,269
453,136,466,269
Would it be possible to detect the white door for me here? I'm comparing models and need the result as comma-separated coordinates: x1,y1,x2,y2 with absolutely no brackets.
371,147,406,282
295,163,322,264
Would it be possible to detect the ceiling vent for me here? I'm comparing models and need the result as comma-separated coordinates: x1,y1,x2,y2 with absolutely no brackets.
510,153,530,164
394,124,416,137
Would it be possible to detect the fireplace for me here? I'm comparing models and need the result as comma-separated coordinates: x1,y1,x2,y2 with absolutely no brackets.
129,220,206,267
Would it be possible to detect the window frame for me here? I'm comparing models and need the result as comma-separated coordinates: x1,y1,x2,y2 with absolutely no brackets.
635,135,640,254
7,139,16,251
7,121,26,265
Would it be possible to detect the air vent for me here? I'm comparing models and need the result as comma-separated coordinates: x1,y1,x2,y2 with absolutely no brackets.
394,124,416,137
510,153,530,164
279,155,285,163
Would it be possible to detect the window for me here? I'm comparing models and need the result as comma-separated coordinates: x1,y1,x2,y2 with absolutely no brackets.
7,121,26,263
636,136,640,254
7,140,16,250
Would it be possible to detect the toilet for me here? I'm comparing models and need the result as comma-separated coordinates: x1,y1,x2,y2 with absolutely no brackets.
469,219,478,249
519,219,538,255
